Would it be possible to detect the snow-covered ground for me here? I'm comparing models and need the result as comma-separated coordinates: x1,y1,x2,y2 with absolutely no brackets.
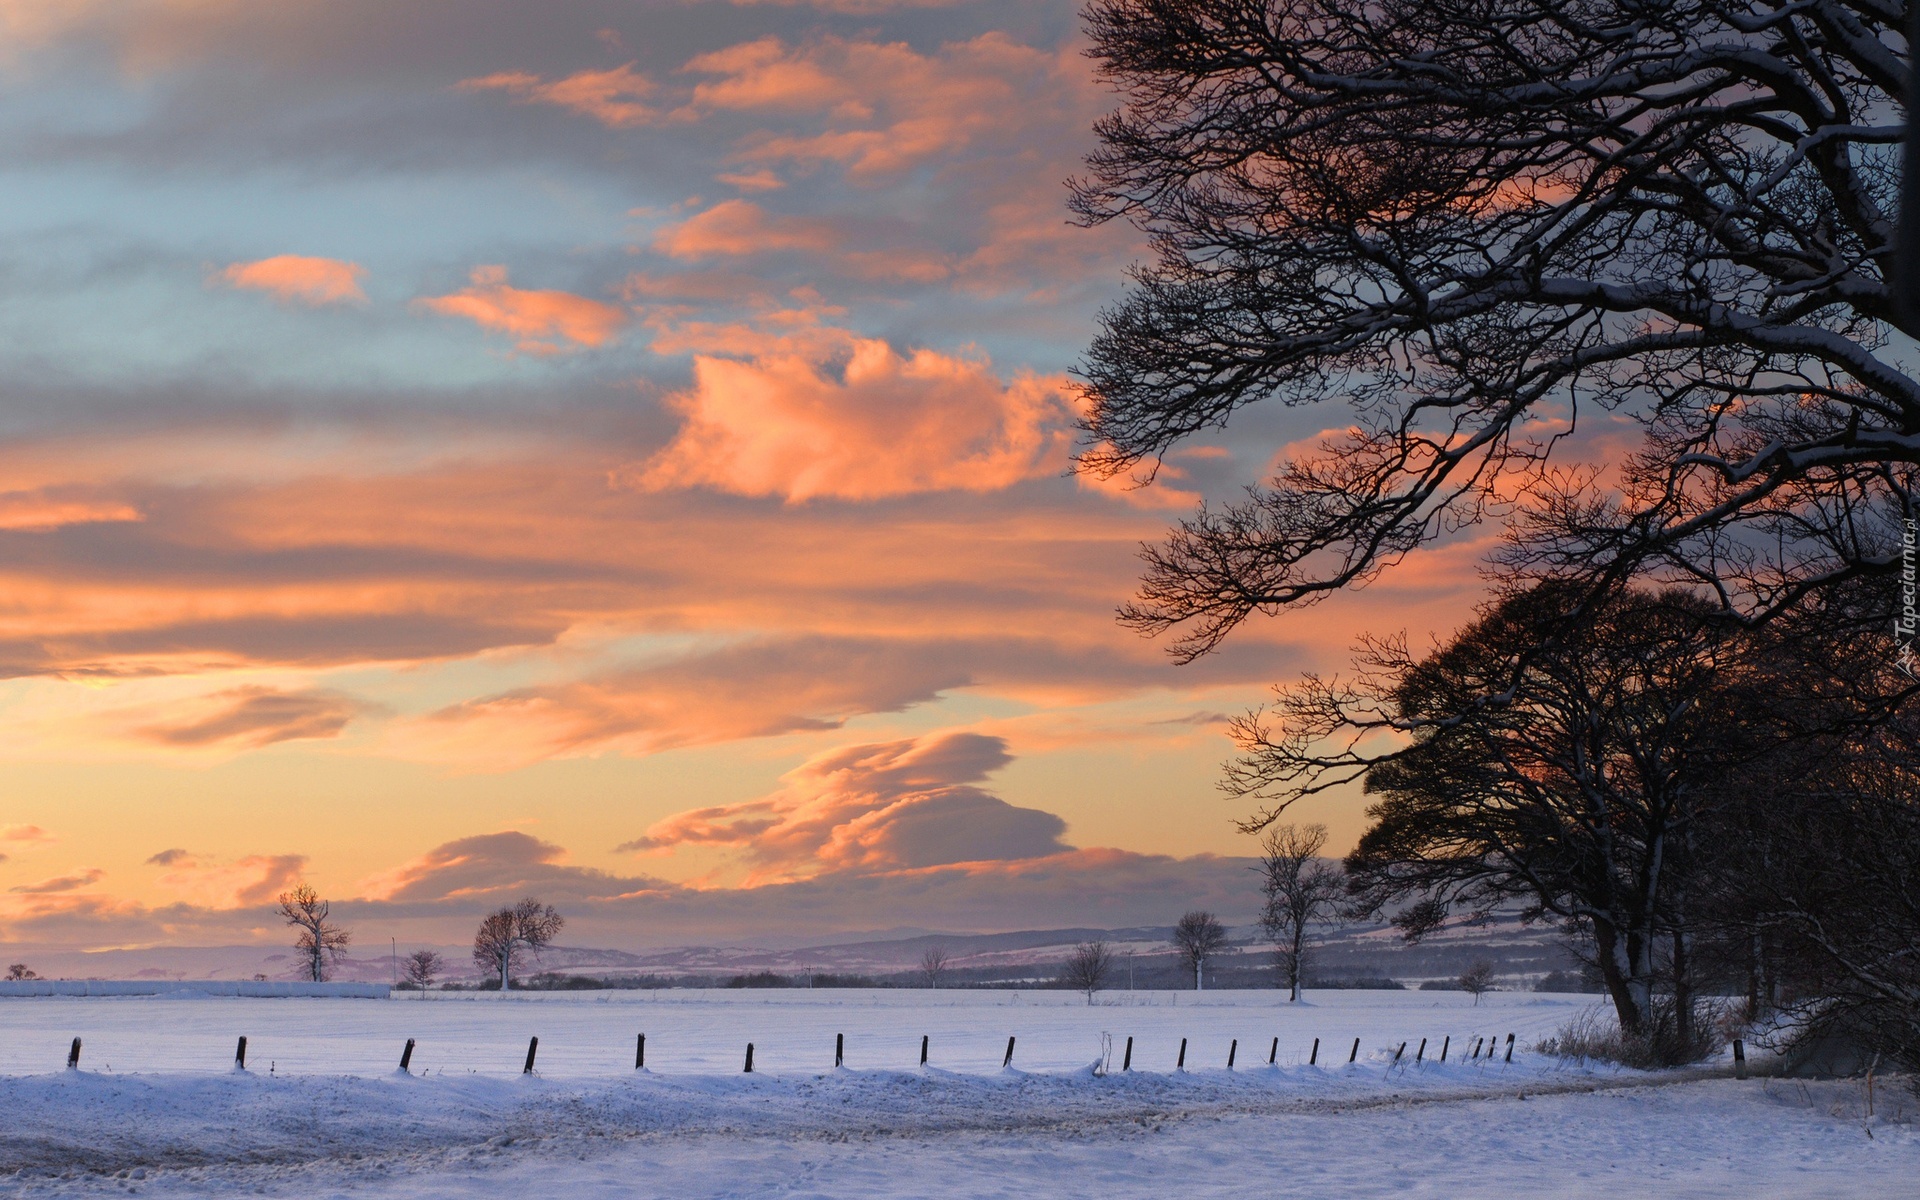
1,990,1911,1197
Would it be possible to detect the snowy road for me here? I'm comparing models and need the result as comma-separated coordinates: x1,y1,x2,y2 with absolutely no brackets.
0,991,1911,1197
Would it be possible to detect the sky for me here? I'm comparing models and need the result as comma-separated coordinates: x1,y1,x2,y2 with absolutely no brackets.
0,0,1491,954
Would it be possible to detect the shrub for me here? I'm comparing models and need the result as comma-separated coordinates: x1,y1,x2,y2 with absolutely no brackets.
1537,999,1726,1068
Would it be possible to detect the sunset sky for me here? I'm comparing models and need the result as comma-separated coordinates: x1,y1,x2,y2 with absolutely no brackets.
0,0,1494,952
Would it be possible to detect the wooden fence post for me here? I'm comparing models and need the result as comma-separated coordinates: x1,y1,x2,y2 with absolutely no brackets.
636,1033,645,1070
1309,1037,1319,1066
1348,1037,1359,1064
1393,1041,1406,1064
234,1036,248,1070
522,1036,538,1075
1228,1038,1237,1069
920,1034,928,1066
835,1033,844,1068
66,1037,80,1070
1505,1033,1515,1063
1177,1037,1187,1070
744,1043,754,1073
1440,1035,1449,1063
400,1038,415,1072
1416,1037,1426,1064
1122,1036,1132,1071
1733,1039,1747,1080
1003,1036,1016,1068
1269,1036,1279,1065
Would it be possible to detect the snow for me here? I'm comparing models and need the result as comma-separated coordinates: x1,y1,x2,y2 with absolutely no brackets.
0,989,1910,1197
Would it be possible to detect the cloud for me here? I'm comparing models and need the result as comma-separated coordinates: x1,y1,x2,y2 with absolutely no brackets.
652,199,837,260
10,868,106,894
620,731,1072,883
360,830,661,906
457,63,658,128
3,825,56,845
0,489,143,532
415,266,628,354
216,255,368,306
130,686,363,749
628,332,1077,501
152,852,307,907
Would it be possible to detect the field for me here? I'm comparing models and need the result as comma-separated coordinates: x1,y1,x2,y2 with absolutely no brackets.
0,989,1912,1198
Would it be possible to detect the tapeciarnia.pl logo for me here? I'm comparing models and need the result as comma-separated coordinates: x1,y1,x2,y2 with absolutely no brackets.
1899,517,1918,679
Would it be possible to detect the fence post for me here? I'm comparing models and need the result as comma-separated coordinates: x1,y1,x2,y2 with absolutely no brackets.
67,1037,81,1070
1177,1037,1187,1070
1505,1033,1515,1064
1440,1035,1449,1063
920,1034,928,1067
1228,1039,1237,1069
1269,1036,1279,1065
400,1038,416,1072
636,1033,645,1070
522,1036,538,1075
1309,1037,1318,1066
1122,1036,1133,1072
744,1043,754,1073
234,1036,248,1071
1348,1037,1359,1064
1733,1039,1747,1080
1416,1037,1426,1064
1003,1036,1016,1068
1393,1041,1405,1064
835,1033,844,1068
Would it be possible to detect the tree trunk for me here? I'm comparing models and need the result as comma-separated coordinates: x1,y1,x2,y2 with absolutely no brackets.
1194,960,1203,991
1593,921,1651,1034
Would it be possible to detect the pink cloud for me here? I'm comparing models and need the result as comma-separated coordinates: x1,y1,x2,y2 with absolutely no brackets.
216,255,367,306
628,332,1077,501
2,826,55,846
131,686,363,750
456,62,658,128
652,199,839,260
619,731,1071,883
10,868,105,894
152,852,307,908
415,266,628,353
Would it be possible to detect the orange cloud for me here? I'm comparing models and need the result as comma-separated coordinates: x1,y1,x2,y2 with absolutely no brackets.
2,825,56,846
10,868,105,894
216,255,368,306
457,62,658,128
152,852,307,908
131,686,363,750
0,489,143,532
628,333,1077,501
651,199,838,259
620,731,1070,884
415,266,628,353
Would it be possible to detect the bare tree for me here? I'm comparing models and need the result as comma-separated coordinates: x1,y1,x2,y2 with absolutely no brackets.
1459,960,1497,1005
471,898,564,992
1059,941,1115,1005
277,884,350,983
1074,1,1916,657
403,949,443,998
1172,910,1228,991
919,944,951,989
5,964,37,981
1256,824,1345,1002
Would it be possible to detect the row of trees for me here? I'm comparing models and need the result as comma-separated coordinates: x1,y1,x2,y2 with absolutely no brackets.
273,888,564,993
1071,0,1920,1067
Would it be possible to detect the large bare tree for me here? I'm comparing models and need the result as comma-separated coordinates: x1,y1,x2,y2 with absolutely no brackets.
277,884,350,983
1073,1,1916,658
471,899,564,992
1172,910,1229,989
1060,940,1117,1004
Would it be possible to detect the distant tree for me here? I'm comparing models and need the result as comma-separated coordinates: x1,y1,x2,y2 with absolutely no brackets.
1459,960,1497,1005
1060,940,1115,1005
471,898,564,992
919,944,951,989
1255,824,1345,1002
277,884,350,983
403,949,443,998
1172,911,1228,991
5,963,36,981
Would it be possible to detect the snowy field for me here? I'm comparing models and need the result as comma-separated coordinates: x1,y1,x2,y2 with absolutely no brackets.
1,989,1912,1198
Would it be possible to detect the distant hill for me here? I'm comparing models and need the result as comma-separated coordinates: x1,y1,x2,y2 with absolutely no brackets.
2,914,1583,989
